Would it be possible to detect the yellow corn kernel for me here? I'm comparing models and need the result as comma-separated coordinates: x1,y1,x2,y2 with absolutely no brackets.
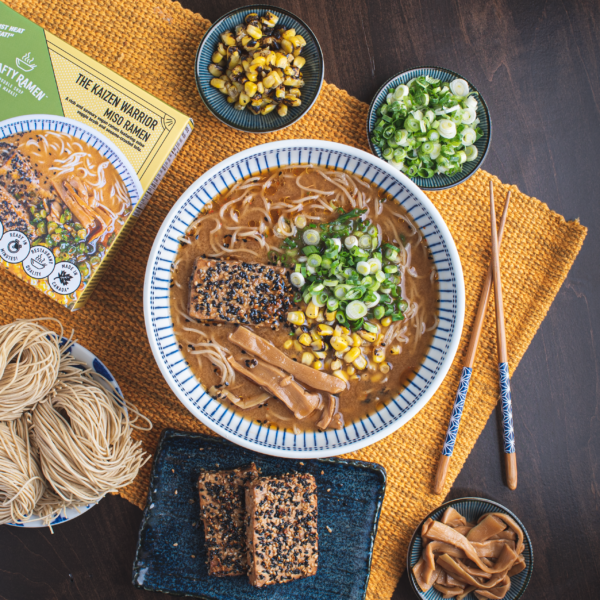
242,58,250,71
283,339,293,350
291,35,304,49
380,363,391,374
325,359,332,370
287,87,302,97
373,346,386,363
293,47,302,57
274,52,288,68
344,347,361,363
282,28,296,39
208,63,224,77
311,339,325,352
286,311,305,326
310,329,321,342
376,333,385,346
277,104,288,117
390,345,401,355
295,327,304,337
313,350,327,359
359,330,377,343
317,324,334,336
333,369,349,383
244,81,258,97
330,336,349,352
346,365,356,376
301,352,314,366
284,77,304,88
293,340,303,353
313,360,323,370
210,78,226,89
228,53,240,69
263,73,277,89
217,42,227,55
251,56,267,66
343,334,354,347
353,355,368,370
298,333,312,346
371,373,384,383
221,31,236,46
241,36,252,48
212,52,224,64
352,333,363,347
334,350,346,359
281,39,293,54
305,301,319,320
257,82,265,95
247,24,263,39
330,359,342,371
336,325,350,336
293,56,306,69
227,96,236,103
381,316,392,327
246,71,258,82
325,311,337,322
316,310,325,322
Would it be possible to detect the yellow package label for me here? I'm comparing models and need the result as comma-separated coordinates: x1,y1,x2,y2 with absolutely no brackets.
0,2,193,310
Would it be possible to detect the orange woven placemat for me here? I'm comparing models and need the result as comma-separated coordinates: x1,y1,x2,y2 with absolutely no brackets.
0,0,587,598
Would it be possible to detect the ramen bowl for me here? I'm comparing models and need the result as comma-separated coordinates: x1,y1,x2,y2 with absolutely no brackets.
143,140,465,458
407,497,533,600
367,66,491,191
195,4,324,133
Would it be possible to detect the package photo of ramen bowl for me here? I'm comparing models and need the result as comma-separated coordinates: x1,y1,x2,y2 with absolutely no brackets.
0,115,142,309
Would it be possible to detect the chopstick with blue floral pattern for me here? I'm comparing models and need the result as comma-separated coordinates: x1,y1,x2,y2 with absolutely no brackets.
433,186,512,494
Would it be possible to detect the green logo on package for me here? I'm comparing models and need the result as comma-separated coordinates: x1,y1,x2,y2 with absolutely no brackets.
0,3,63,119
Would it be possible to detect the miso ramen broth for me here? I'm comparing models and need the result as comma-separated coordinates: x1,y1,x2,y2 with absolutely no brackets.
171,166,438,432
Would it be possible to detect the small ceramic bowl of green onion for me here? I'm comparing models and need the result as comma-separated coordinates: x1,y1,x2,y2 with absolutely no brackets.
367,66,491,191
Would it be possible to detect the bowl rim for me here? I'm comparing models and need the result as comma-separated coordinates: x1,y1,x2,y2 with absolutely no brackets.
194,3,325,134
366,65,492,191
406,496,534,600
143,139,465,458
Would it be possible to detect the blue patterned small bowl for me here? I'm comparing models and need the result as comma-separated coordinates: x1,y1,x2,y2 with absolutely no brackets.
407,497,533,600
195,4,324,133
367,67,492,191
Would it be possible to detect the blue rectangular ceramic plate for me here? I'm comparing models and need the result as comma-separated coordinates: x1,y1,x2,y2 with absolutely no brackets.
133,430,386,600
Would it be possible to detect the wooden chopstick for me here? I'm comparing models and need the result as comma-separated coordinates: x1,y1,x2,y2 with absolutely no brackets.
489,181,517,490
433,187,512,495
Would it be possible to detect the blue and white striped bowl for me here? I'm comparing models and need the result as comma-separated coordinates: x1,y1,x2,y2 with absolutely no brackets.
407,497,533,600
143,140,465,458
7,339,123,528
367,66,492,191
195,5,324,133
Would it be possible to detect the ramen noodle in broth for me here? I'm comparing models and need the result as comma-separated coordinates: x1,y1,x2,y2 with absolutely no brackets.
171,166,438,433
0,130,132,297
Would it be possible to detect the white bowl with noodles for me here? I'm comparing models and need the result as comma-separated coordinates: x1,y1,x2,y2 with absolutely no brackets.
143,140,465,458
7,339,123,528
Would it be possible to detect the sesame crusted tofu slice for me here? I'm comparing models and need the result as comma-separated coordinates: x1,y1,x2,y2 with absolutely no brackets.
245,473,318,587
0,150,54,204
189,257,294,327
198,463,259,577
0,186,36,239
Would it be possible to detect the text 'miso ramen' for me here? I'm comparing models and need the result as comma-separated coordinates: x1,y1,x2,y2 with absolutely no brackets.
171,166,438,433
0,130,133,297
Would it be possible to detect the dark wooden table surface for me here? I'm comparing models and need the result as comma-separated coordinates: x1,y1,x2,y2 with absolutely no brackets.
1,0,599,598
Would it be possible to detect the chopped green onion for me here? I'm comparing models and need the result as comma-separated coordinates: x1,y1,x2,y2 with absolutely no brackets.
363,321,379,333
303,230,321,245
373,306,386,320
312,292,328,307
307,254,322,268
295,215,307,228
356,261,370,275
326,297,339,311
346,300,368,321
290,272,305,287
303,245,319,256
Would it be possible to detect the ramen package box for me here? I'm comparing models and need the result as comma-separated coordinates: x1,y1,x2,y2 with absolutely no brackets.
0,3,193,310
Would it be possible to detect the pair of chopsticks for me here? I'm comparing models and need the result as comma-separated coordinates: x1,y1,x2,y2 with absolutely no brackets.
433,181,517,494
